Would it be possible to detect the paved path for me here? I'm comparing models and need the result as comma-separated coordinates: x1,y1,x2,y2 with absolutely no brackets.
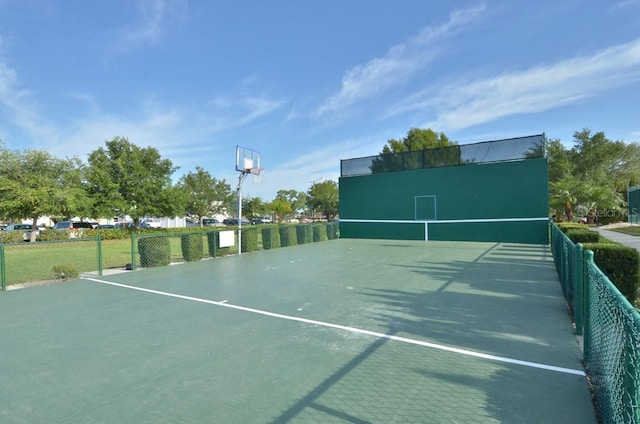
593,225,640,251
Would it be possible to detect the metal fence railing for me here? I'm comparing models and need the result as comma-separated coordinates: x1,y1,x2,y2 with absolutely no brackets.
1,222,340,291
551,223,640,423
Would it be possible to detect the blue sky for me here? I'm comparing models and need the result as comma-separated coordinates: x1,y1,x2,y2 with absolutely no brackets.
1,1,639,201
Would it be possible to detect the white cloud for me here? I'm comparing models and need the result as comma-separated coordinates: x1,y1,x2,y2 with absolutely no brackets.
206,95,286,134
391,37,640,131
118,0,188,51
315,3,486,116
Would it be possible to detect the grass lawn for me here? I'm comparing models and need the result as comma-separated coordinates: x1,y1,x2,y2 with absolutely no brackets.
3,233,236,287
2,224,334,288
608,226,640,236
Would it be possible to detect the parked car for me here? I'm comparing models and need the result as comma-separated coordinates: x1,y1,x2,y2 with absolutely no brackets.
4,223,40,241
223,217,250,226
95,224,118,229
140,218,162,229
202,218,224,227
53,221,94,238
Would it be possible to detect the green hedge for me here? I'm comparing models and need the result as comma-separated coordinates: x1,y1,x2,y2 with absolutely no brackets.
279,226,298,247
261,227,280,249
181,233,204,262
566,229,600,243
583,242,640,303
312,224,328,242
207,230,235,257
138,236,171,267
557,222,587,233
296,224,311,245
327,222,339,240
241,228,259,252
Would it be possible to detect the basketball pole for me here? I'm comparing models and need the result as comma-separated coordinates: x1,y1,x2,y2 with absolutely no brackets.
237,171,248,255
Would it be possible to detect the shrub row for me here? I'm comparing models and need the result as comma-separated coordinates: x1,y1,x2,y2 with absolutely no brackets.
560,224,640,303
136,222,340,268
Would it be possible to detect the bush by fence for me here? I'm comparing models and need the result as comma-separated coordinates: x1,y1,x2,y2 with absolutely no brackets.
583,242,640,303
241,228,259,253
566,229,600,243
279,226,298,247
138,236,171,268
312,224,328,242
261,227,280,249
181,233,204,262
296,224,312,245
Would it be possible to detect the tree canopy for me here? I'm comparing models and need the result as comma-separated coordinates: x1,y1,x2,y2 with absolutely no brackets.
548,129,640,222
179,166,232,225
371,128,458,173
307,180,339,220
0,143,86,240
85,137,182,226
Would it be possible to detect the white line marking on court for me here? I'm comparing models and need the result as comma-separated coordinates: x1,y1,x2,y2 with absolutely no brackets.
82,277,585,377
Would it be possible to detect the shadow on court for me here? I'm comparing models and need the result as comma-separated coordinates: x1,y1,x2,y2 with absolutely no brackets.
0,239,596,423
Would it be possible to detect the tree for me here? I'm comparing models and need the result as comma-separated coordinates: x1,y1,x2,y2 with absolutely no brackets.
275,189,307,218
370,128,458,173
85,137,182,226
307,180,339,221
179,166,232,225
242,196,265,220
270,198,292,222
547,129,638,222
0,144,87,241
546,138,572,183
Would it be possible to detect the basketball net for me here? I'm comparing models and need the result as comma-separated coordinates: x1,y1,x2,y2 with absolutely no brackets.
248,167,263,184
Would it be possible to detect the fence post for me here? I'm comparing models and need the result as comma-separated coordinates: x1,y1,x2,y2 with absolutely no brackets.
0,245,5,292
97,235,103,277
583,250,593,364
574,243,584,336
130,232,137,271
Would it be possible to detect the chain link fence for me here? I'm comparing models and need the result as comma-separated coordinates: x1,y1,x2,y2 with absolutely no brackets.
1,222,340,290
551,222,640,423
0,238,102,291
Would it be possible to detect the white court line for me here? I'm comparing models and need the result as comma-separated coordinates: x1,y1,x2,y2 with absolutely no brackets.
82,277,585,377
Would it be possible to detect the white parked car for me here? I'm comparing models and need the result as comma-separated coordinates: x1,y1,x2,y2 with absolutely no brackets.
141,218,162,229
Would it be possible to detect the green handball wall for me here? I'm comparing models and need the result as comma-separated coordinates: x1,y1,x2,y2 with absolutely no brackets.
339,158,549,244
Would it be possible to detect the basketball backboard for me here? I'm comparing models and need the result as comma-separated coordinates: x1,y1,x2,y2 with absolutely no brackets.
235,145,261,174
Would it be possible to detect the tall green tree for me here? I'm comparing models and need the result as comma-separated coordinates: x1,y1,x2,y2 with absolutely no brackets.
307,180,339,220
371,128,458,173
242,196,265,220
85,137,182,226
547,129,639,221
179,166,232,225
0,144,86,241
269,198,292,223
275,189,307,217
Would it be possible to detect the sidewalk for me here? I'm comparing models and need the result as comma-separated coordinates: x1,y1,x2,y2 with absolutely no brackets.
593,224,640,251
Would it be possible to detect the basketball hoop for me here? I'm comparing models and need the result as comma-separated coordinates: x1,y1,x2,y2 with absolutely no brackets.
247,167,263,184
235,146,264,255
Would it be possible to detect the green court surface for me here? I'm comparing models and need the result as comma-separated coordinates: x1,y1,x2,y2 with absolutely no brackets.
0,239,596,423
